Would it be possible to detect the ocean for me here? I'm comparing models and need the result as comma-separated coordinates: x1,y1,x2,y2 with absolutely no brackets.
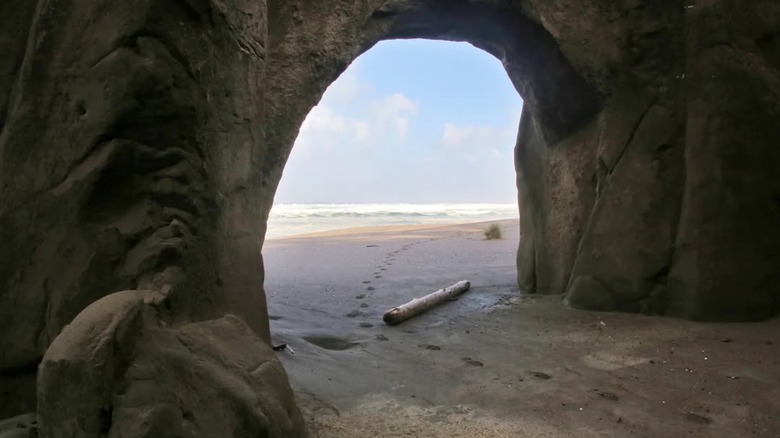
266,203,519,239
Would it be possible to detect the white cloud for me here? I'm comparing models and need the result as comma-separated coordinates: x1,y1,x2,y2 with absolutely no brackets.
396,118,410,140
300,105,345,135
442,123,500,147
294,105,374,156
275,39,525,205
324,69,372,103
440,102,523,151
374,93,418,114
294,92,420,156
370,93,419,140
352,120,371,143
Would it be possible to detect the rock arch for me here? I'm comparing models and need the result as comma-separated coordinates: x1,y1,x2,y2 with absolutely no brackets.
1,0,779,431
266,0,780,323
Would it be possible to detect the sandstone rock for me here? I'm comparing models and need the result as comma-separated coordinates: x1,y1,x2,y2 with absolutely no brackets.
37,291,146,436
0,414,38,438
0,371,36,422
1,0,271,413
565,276,617,312
664,0,780,321
38,292,307,438
515,104,544,295
566,101,683,313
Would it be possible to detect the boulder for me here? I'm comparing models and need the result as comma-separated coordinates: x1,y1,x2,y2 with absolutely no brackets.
565,276,617,312
38,292,307,438
0,414,38,438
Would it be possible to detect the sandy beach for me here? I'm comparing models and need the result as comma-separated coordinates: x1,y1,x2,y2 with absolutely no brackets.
262,220,780,437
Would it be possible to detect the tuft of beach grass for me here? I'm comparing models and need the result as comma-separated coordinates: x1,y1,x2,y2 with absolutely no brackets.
484,223,502,240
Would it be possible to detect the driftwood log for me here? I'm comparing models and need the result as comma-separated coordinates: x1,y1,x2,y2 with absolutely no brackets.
383,280,471,325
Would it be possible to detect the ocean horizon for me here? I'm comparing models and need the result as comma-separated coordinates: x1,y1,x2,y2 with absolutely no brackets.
266,203,519,239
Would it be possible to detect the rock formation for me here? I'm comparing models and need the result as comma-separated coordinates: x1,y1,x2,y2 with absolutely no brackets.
38,291,306,438
1,0,778,431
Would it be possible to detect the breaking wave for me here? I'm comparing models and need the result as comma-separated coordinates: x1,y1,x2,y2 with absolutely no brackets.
267,203,518,238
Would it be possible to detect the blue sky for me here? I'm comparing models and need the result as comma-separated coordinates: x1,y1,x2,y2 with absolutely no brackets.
274,39,524,204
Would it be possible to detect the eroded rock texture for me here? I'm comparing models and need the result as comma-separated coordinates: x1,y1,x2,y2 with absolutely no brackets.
0,0,778,426
38,291,306,437
517,0,780,322
0,0,272,417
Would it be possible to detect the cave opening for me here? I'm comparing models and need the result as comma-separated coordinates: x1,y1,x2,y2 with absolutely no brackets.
268,38,523,233
260,38,527,420
264,37,523,318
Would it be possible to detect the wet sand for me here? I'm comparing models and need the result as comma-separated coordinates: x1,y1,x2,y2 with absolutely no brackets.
263,220,780,437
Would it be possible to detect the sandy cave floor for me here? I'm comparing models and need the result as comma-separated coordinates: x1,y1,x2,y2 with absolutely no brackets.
262,220,780,438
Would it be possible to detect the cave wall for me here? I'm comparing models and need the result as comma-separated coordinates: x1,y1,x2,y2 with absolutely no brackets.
665,0,780,320
516,0,780,321
0,0,273,416
0,0,778,424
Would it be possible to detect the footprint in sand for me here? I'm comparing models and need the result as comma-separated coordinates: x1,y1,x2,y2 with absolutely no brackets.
362,281,371,284
583,352,649,370
419,344,441,351
593,390,619,401
374,275,382,279
684,413,712,424
375,334,389,341
355,294,366,299
359,322,374,328
529,371,552,380
303,335,360,351
346,310,361,318
462,357,484,367
366,286,375,291
380,268,387,271
360,303,369,308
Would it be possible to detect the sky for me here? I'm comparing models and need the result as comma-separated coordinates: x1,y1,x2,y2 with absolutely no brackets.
273,39,524,205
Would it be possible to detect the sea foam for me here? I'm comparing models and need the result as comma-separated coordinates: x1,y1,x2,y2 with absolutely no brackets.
266,203,518,238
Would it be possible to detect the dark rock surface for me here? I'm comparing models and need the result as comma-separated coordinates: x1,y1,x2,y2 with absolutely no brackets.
0,0,778,426
511,0,780,322
0,0,272,417
0,413,37,438
565,276,618,312
38,291,306,437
